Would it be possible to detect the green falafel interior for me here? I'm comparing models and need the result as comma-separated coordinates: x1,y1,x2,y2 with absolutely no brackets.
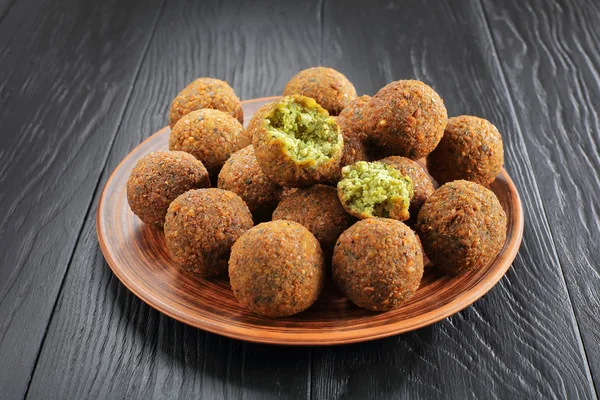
265,96,342,164
338,161,414,220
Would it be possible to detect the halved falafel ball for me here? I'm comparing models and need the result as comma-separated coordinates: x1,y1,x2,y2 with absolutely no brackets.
367,80,447,160
379,156,435,222
169,108,250,177
217,145,283,216
169,78,243,127
126,151,210,227
249,95,343,187
283,67,357,115
229,220,325,317
272,184,354,255
164,189,253,277
427,115,504,186
337,95,374,167
337,161,413,221
333,218,424,311
416,180,507,275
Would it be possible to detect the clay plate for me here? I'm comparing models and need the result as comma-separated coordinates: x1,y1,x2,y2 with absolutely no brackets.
97,96,524,345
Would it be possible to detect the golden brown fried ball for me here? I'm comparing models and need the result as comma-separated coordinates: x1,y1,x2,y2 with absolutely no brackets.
337,95,374,167
272,184,354,255
217,145,283,215
126,151,210,227
378,156,435,222
416,180,507,275
164,189,253,277
367,80,447,160
333,218,424,311
249,95,343,187
427,115,504,186
284,67,357,115
169,108,250,177
229,220,325,317
169,78,243,127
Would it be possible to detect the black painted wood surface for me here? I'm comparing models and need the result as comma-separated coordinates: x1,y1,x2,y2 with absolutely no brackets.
0,0,163,398
482,0,600,387
0,0,598,399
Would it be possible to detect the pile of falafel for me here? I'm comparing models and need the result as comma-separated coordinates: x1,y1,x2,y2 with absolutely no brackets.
126,67,507,317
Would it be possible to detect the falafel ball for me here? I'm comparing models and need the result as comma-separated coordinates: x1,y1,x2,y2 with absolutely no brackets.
379,156,435,221
426,115,504,186
416,180,507,275
169,108,250,177
272,184,354,255
337,161,413,221
333,218,424,311
249,95,343,187
164,189,253,277
337,95,374,167
367,80,447,160
229,220,325,317
126,151,210,227
217,145,283,215
283,67,357,115
169,78,243,127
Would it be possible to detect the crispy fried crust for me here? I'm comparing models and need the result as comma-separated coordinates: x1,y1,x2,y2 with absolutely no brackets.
426,115,504,186
367,80,447,160
164,189,253,277
378,156,435,223
416,180,506,274
126,151,210,227
284,67,357,115
217,145,283,214
229,220,325,317
272,184,354,255
169,78,243,127
169,109,250,176
337,95,374,168
333,218,424,311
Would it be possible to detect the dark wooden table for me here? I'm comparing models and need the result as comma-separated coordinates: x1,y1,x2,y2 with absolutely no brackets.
1,0,599,398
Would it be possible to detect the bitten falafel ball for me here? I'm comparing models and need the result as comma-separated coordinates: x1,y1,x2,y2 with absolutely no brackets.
217,145,283,216
272,184,354,255
337,161,413,221
333,218,424,311
379,156,435,222
249,95,343,187
337,95,374,167
169,78,243,127
169,108,251,177
416,180,507,275
229,220,325,317
126,151,210,227
427,115,504,186
283,67,357,115
367,80,447,160
164,189,253,277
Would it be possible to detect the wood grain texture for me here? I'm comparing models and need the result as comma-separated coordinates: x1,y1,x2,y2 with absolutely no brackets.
311,0,596,398
481,0,600,389
95,100,522,345
0,0,163,398
25,1,322,399
0,0,15,24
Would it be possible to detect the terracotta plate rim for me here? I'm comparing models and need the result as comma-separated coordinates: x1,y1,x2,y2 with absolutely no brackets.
97,96,524,346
